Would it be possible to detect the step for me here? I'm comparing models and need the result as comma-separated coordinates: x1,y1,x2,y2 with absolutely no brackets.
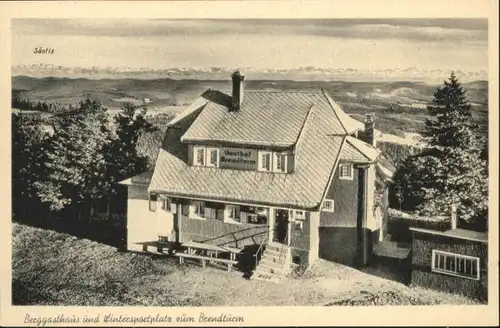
258,261,284,274
266,243,288,253
259,257,286,268
262,253,287,264
252,270,283,283
252,276,281,284
262,248,286,258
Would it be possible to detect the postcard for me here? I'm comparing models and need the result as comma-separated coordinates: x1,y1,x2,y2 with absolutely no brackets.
1,0,498,326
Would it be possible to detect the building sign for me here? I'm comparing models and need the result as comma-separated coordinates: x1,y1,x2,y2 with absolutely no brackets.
219,147,258,170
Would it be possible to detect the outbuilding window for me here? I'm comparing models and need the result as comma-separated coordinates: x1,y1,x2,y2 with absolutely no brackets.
431,250,480,280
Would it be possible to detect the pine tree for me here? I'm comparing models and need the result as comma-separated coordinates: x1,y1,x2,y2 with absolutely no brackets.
35,99,114,215
415,72,488,227
12,113,48,219
105,103,152,194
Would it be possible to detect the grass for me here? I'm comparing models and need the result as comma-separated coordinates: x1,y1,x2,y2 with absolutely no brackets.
12,223,481,306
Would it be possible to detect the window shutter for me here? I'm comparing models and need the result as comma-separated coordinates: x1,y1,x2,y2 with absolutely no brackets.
187,145,193,165
182,204,190,216
149,194,158,212
287,152,295,173
210,149,218,166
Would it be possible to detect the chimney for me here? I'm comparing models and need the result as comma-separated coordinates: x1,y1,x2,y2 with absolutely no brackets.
364,113,376,147
231,70,244,111
450,204,458,230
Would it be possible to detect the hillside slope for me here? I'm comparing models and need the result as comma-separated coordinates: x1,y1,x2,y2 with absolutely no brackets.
12,223,479,306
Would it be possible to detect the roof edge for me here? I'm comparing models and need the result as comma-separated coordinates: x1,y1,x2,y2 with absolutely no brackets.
145,190,316,211
317,136,348,209
346,136,381,163
410,227,488,243
181,137,294,148
167,91,210,128
322,89,349,134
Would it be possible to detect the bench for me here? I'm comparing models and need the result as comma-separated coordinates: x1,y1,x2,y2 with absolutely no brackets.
174,253,238,272
183,241,242,261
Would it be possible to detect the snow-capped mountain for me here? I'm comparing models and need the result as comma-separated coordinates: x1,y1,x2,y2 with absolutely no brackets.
12,64,487,84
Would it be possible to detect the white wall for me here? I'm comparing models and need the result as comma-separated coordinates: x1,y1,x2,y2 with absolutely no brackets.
126,185,174,252
365,164,377,231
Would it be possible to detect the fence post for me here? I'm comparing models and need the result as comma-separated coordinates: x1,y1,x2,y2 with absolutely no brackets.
450,205,457,230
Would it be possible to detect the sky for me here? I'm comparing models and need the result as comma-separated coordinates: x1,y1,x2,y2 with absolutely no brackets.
12,19,488,73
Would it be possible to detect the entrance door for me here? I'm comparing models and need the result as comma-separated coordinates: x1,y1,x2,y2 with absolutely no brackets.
273,209,289,244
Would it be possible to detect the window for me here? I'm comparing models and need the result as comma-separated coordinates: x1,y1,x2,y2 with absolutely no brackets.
321,199,334,212
339,164,353,180
149,194,158,212
207,148,219,167
227,205,240,220
159,195,170,212
258,151,272,172
190,201,205,218
226,205,241,223
294,221,304,231
240,206,268,224
274,152,287,173
194,146,205,166
432,250,480,280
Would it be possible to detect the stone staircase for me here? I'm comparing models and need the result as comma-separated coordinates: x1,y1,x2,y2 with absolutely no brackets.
252,242,289,283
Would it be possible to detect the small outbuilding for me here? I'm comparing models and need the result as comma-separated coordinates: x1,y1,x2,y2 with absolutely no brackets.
409,210,488,302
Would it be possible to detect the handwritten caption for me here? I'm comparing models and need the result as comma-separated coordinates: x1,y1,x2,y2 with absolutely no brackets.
24,312,245,327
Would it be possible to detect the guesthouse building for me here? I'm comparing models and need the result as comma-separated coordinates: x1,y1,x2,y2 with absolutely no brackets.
121,71,395,280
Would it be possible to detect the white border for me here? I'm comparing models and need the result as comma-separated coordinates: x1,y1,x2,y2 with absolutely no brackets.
1,1,498,327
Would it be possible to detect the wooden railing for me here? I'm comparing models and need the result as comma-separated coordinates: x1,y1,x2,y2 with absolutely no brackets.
254,228,269,269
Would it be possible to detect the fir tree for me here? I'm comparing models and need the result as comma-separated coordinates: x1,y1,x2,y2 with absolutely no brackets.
415,72,488,227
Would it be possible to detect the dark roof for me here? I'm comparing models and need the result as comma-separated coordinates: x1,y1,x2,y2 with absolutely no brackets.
410,227,488,243
119,171,153,186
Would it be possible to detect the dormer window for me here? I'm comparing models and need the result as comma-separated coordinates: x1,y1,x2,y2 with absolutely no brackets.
274,152,287,173
258,151,272,172
207,148,219,167
194,146,205,166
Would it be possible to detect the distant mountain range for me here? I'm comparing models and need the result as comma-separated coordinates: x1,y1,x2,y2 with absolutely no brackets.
12,64,488,84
